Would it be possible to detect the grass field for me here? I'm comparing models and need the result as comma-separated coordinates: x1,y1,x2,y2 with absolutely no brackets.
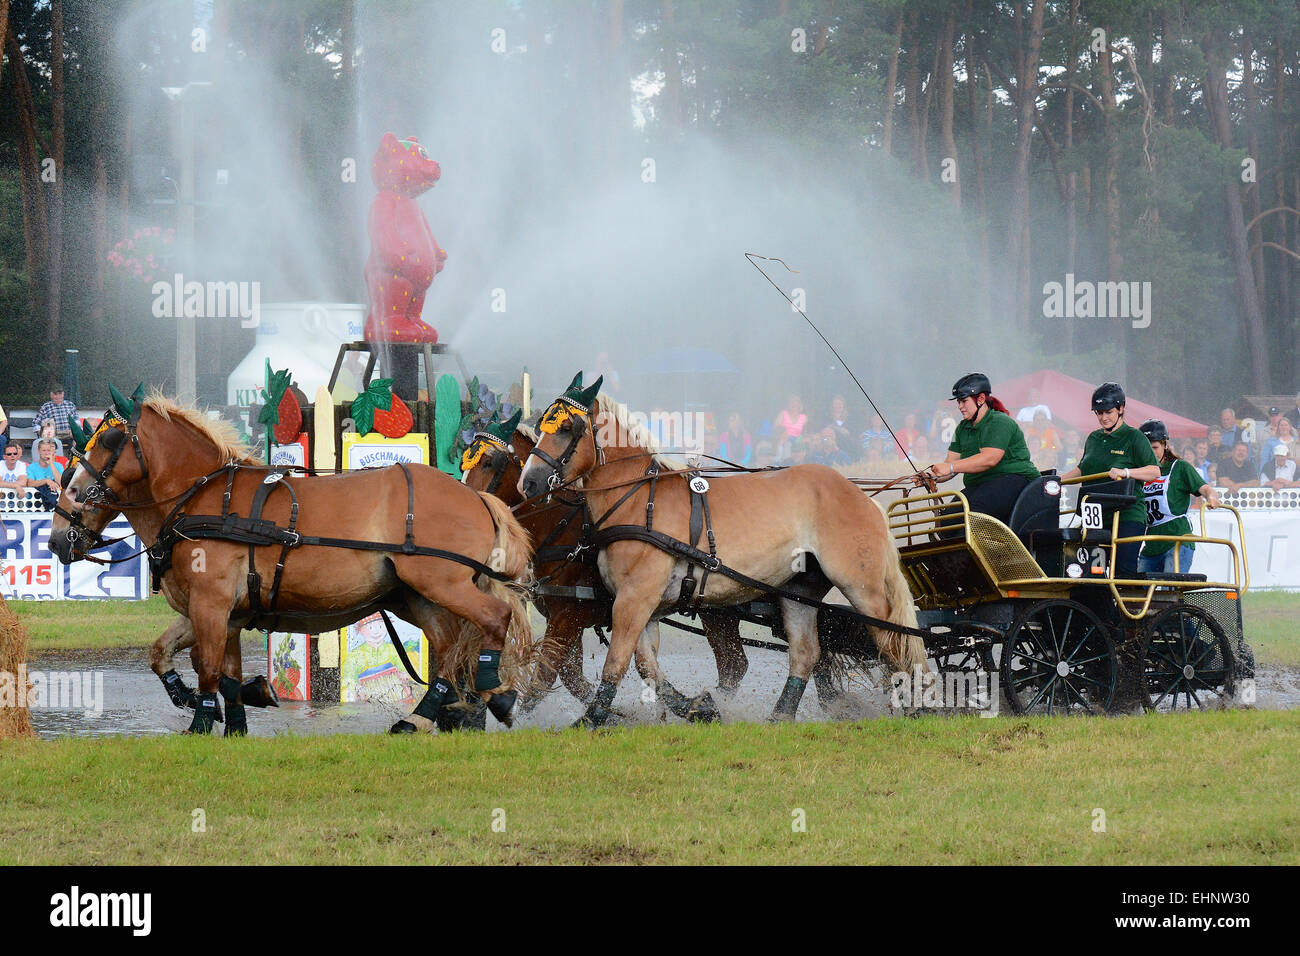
12,591,1300,668
0,711,1296,864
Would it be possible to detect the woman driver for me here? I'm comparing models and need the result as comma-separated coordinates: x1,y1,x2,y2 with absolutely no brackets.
1059,382,1160,577
927,373,1041,525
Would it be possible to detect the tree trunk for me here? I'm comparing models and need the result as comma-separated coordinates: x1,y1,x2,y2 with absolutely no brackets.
7,30,48,327
904,10,921,174
1276,42,1292,360
1241,36,1265,302
0,0,11,99
1204,34,1271,390
965,3,988,301
938,11,958,205
880,9,902,155
1063,0,1079,353
47,0,66,362
1007,0,1045,330
917,35,940,180
813,0,832,55
662,0,682,137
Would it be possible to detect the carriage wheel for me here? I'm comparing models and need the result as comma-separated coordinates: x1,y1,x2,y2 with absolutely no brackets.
1140,605,1235,712
1000,600,1116,715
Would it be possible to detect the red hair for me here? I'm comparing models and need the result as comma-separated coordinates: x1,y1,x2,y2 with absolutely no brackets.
984,395,1009,414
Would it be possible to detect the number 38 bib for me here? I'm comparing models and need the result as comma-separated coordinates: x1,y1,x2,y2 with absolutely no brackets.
1142,474,1174,527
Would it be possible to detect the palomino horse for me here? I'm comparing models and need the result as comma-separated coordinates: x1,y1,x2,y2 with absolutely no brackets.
518,376,928,726
460,406,750,716
49,388,533,735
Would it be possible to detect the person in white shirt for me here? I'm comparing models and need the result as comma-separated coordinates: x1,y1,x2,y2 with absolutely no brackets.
1,443,28,493
1260,445,1299,490
1015,386,1052,423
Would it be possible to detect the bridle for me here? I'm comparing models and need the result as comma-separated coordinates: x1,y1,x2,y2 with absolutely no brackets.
527,396,600,492
460,431,523,496
53,405,151,556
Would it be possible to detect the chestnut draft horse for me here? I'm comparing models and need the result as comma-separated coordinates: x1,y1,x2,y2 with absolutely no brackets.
461,407,750,719
48,388,533,736
519,376,928,726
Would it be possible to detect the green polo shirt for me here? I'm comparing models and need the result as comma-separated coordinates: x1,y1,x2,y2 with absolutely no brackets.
1140,458,1206,556
1077,421,1159,526
947,409,1041,490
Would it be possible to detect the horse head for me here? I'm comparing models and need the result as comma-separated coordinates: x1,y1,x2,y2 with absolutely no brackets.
49,384,150,564
460,407,526,502
518,373,603,500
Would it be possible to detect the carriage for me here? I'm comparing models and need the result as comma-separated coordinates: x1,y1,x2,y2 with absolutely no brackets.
610,468,1254,717
884,473,1253,714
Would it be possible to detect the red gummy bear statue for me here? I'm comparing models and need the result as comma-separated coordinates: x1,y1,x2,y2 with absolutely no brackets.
363,132,448,343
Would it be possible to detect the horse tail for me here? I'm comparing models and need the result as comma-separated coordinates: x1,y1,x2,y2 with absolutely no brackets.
869,498,928,676
472,492,536,691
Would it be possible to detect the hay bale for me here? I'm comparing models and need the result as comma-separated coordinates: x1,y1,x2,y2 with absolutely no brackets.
0,594,35,739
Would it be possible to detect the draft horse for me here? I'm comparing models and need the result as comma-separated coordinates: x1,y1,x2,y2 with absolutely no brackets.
461,402,749,716
49,387,533,735
519,375,929,726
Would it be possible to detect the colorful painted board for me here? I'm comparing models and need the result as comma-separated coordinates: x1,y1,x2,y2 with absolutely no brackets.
268,631,310,701
433,373,462,476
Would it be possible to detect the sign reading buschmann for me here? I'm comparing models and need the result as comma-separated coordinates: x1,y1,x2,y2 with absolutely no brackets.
0,514,148,600
341,433,430,471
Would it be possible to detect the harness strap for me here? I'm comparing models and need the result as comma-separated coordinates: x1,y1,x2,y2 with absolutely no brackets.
588,523,931,640
380,609,428,686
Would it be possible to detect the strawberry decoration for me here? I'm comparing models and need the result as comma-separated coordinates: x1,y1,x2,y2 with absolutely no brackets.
350,378,414,438
258,368,303,444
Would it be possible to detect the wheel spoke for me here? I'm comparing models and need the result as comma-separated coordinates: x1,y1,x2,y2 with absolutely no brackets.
1151,673,1181,709
1024,675,1058,712
1188,641,1221,670
1062,679,1094,714
1069,652,1110,667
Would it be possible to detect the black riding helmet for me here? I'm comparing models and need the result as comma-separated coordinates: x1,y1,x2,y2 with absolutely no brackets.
952,373,992,402
1091,382,1126,412
1138,419,1170,443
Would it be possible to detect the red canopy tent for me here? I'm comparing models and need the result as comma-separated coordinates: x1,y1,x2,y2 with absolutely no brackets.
992,370,1208,439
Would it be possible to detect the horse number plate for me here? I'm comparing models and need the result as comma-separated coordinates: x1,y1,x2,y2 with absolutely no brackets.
1081,501,1103,530
689,476,709,494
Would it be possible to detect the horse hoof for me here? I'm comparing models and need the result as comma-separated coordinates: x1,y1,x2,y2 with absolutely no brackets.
389,720,419,734
224,723,248,737
487,690,517,727
767,711,796,724
687,692,720,723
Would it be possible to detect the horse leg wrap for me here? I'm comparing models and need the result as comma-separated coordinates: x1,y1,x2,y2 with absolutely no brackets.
435,682,472,733
813,667,841,704
687,691,720,723
657,680,694,719
224,703,248,736
159,669,195,709
240,675,279,708
771,676,808,722
218,674,241,703
574,679,618,728
474,650,501,692
186,693,220,734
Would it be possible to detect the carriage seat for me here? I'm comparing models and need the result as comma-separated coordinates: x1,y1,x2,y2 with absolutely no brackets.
1008,474,1065,548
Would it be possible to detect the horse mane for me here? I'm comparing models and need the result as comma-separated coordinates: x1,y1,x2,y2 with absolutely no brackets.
592,393,682,470
516,422,539,443
143,391,258,464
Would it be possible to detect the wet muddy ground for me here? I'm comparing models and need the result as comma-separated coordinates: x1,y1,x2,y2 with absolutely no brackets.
27,617,1300,739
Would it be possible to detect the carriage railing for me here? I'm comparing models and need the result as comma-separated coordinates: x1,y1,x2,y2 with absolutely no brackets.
886,489,969,547
891,485,1250,619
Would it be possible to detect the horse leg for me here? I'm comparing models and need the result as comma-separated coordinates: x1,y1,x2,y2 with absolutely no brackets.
219,630,249,737
699,610,747,695
634,622,719,723
772,599,820,722
519,607,591,712
151,615,199,709
391,582,514,733
575,591,657,728
184,600,235,735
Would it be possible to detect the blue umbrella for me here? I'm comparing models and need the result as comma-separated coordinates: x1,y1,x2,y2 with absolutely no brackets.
631,346,739,375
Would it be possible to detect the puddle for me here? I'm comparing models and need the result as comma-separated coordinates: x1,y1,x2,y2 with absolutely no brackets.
24,624,1298,739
